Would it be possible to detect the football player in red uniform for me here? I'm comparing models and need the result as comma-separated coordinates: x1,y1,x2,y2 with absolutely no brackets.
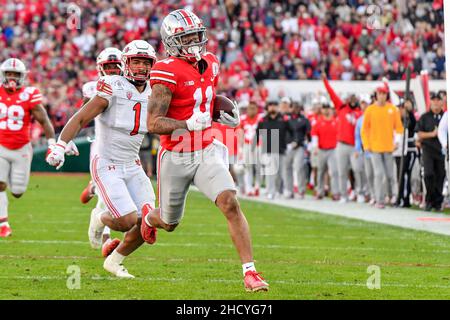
0,58,57,237
142,9,268,292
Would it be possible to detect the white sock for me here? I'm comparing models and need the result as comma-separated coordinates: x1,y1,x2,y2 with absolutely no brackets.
0,191,8,222
242,262,256,275
144,213,153,227
103,226,111,235
109,250,125,265
96,209,105,227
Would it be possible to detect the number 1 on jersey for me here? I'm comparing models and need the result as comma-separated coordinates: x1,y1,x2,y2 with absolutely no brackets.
193,86,213,114
130,102,141,136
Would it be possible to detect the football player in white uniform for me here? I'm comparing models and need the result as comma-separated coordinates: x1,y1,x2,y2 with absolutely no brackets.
79,47,122,256
47,40,157,278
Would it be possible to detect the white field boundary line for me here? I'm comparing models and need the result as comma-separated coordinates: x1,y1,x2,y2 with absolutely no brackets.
2,239,450,254
15,228,435,242
0,274,449,290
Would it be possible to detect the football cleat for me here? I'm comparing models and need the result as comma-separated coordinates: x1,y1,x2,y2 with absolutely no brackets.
244,271,269,292
88,207,105,249
102,238,121,258
0,224,12,238
103,256,135,279
80,180,95,204
140,204,157,245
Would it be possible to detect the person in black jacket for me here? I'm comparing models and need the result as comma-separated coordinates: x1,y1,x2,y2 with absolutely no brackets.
395,99,417,208
416,93,445,211
284,102,311,199
256,101,294,199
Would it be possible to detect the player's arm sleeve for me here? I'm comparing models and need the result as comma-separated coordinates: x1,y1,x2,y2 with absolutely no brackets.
149,62,178,93
322,77,343,109
95,77,114,105
29,87,43,109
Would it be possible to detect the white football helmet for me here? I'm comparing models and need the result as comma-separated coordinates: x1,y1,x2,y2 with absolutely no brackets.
160,9,207,61
121,40,156,83
96,47,122,76
0,58,27,90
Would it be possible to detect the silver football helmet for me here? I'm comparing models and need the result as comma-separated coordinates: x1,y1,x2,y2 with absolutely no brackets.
0,58,27,90
96,47,122,76
160,9,207,61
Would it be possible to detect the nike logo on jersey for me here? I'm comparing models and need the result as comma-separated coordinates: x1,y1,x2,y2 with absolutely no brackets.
184,81,195,86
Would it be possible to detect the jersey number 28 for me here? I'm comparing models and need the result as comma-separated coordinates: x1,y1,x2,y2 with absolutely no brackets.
0,103,25,131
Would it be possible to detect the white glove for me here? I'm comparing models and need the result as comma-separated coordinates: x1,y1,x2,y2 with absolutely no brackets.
218,101,240,128
65,140,79,156
46,141,66,170
186,112,212,131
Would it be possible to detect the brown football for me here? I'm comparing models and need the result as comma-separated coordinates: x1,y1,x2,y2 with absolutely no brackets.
212,95,234,121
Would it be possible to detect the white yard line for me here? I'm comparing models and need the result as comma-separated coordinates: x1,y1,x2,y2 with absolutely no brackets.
2,239,450,254
0,274,449,290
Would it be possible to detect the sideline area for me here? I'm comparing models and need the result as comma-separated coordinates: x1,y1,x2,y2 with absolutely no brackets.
237,193,450,236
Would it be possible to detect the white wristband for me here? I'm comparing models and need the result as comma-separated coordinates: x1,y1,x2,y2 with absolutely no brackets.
47,138,56,146
56,139,68,148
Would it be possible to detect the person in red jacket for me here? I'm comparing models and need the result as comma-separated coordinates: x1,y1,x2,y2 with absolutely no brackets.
322,72,363,203
311,104,339,200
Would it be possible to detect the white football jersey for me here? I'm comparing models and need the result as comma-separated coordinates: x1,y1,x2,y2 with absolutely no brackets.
82,80,97,99
95,75,151,162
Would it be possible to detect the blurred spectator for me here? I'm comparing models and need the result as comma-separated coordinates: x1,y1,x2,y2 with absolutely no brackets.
417,92,445,211
256,101,294,200
311,104,339,200
322,74,363,202
354,94,374,204
237,101,264,197
361,85,404,209
280,97,311,199
395,99,418,208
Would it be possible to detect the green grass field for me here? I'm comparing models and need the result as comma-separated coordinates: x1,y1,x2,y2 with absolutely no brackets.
1,174,450,300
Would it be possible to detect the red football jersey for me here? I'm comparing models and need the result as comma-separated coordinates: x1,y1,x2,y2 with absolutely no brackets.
239,113,264,145
311,116,338,150
212,122,238,156
0,85,42,149
150,52,220,152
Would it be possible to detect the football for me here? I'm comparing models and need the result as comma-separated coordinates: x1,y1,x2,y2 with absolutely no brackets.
212,95,235,121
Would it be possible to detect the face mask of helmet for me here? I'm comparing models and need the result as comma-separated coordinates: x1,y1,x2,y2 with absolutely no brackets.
99,62,121,76
172,30,207,61
123,57,154,85
3,72,24,91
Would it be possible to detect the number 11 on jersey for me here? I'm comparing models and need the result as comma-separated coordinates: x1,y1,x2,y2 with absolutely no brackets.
193,86,213,114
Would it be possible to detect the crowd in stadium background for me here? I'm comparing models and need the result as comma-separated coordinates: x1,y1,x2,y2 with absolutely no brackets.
0,0,447,209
